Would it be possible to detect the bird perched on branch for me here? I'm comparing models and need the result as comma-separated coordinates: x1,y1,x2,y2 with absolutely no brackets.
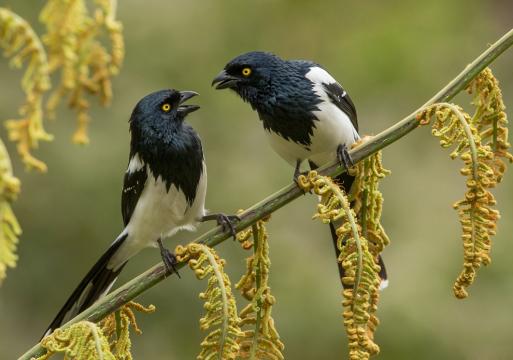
44,89,237,337
212,51,387,288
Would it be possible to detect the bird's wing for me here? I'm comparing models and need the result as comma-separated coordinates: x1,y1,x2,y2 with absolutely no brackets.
121,159,148,226
322,81,358,132
302,65,359,132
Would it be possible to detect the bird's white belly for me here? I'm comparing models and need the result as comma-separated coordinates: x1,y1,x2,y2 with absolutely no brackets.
265,102,359,167
265,129,311,166
110,166,207,267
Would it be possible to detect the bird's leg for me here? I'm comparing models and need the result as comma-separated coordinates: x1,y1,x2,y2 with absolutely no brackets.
337,143,354,170
293,159,302,182
157,238,181,278
201,213,240,240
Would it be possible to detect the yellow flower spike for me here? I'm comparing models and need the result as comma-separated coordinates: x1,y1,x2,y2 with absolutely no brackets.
234,217,285,360
418,70,512,299
176,243,242,359
36,321,115,360
298,172,382,360
0,137,22,285
350,148,391,257
1,8,52,171
95,300,154,359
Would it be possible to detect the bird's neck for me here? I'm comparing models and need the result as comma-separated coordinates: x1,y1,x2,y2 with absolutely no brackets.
130,123,196,160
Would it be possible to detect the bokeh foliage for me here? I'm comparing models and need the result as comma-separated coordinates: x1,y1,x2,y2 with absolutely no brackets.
0,0,123,286
1,1,513,359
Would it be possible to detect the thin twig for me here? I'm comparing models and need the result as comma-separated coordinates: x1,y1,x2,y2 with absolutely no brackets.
249,224,262,360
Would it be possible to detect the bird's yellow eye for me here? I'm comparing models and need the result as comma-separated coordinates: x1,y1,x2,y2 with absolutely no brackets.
242,67,252,77
161,103,171,112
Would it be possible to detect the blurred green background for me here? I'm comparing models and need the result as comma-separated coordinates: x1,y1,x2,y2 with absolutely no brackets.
1,1,513,359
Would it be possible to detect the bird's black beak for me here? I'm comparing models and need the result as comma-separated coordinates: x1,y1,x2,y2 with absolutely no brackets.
178,90,200,115
211,70,239,90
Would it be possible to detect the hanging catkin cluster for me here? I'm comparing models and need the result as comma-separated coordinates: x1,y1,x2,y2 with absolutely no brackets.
36,301,153,360
0,140,21,285
235,217,285,360
175,243,242,360
99,301,156,360
417,68,511,298
36,321,115,360
350,148,391,256
467,68,513,179
40,0,124,144
0,7,52,171
1,2,125,285
298,172,382,360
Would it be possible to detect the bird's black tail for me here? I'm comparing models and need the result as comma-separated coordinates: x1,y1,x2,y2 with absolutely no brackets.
43,233,129,338
309,162,388,289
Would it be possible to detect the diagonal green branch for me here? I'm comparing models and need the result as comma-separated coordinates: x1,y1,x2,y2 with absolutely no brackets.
18,28,513,360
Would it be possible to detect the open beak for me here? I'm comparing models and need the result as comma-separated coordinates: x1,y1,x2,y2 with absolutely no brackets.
211,70,239,90
178,90,200,115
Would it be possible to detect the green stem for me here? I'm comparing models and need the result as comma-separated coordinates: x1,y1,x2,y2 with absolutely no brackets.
331,181,363,308
435,103,480,179
18,28,513,360
87,322,104,360
200,245,229,356
249,224,262,360
360,160,370,239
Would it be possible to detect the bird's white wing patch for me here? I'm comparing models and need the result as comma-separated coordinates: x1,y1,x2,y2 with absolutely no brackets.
379,279,389,291
127,153,144,173
304,67,359,166
305,66,338,86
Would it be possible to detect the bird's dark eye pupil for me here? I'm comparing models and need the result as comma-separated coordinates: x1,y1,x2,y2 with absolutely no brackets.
161,103,171,112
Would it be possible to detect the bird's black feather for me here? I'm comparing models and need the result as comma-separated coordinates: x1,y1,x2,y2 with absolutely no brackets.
221,52,321,146
43,234,128,337
322,82,358,132
121,167,147,226
256,62,321,146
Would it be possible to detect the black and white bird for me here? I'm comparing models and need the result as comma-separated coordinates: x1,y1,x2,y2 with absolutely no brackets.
44,89,236,336
212,51,387,288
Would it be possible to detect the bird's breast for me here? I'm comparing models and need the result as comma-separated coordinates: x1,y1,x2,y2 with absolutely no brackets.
265,128,312,165
112,167,207,265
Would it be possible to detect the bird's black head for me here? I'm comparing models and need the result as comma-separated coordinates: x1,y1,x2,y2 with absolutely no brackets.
129,89,200,131
212,51,287,104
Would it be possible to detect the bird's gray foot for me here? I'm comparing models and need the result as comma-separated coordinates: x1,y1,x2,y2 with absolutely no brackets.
337,143,354,169
157,238,180,278
201,213,240,239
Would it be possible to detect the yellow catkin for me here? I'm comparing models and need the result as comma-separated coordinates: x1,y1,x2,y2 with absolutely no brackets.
235,216,285,360
38,301,153,360
418,70,511,299
40,0,124,144
350,146,391,257
99,301,155,360
0,7,52,171
0,138,21,285
298,172,381,360
36,321,115,360
467,68,513,181
175,243,242,360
